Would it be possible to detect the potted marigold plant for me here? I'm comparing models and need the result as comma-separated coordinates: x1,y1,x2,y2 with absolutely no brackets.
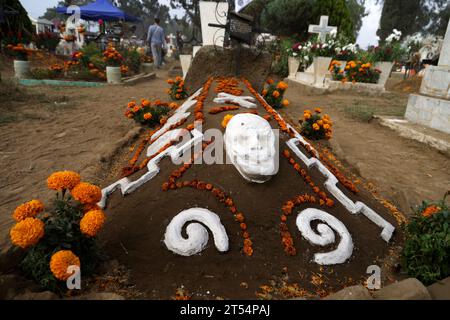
330,60,381,84
103,44,124,84
402,192,450,286
141,55,154,74
262,79,289,109
124,98,172,127
167,76,188,100
300,108,333,140
9,171,105,293
6,43,33,79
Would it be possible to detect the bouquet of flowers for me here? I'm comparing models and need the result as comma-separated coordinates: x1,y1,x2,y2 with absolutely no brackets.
330,60,381,84
300,108,332,140
167,76,188,100
124,99,171,127
103,44,124,67
5,43,33,61
262,79,289,109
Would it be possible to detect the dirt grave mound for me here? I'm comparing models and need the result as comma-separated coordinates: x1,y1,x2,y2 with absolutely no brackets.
184,46,271,93
98,77,402,299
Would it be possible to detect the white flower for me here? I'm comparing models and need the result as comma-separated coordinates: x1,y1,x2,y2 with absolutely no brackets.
293,52,298,57
335,47,341,53
304,56,309,61
322,43,328,48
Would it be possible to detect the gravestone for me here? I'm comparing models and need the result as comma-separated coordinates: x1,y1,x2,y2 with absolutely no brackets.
199,1,229,47
405,18,450,134
308,16,337,42
294,16,337,88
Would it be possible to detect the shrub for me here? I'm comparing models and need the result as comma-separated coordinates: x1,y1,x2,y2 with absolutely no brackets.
124,99,173,127
33,32,60,52
300,108,333,140
402,192,450,286
262,79,289,109
167,77,188,100
9,171,104,293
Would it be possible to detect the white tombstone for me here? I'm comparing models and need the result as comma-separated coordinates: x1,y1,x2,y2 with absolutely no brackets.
405,18,450,134
308,16,337,42
180,54,192,79
199,1,228,47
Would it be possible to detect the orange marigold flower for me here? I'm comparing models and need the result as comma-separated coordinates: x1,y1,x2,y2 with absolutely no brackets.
12,200,44,221
272,90,280,98
266,79,274,84
243,245,253,256
314,107,322,113
133,106,140,113
422,205,441,218
71,182,102,204
47,171,81,191
312,123,320,131
167,79,174,84
282,99,289,107
235,213,245,223
10,217,44,248
276,81,288,90
143,112,153,120
50,250,80,281
262,89,268,96
80,209,106,237
141,99,151,107
304,113,311,120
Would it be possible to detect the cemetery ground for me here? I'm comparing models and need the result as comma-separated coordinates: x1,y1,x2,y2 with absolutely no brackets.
1,58,449,299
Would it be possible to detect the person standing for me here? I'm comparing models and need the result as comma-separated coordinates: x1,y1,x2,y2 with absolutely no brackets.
176,31,184,55
147,17,165,69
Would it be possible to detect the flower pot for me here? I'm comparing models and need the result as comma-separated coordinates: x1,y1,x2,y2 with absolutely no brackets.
313,56,332,87
142,63,154,74
374,61,394,87
106,66,122,84
14,60,30,79
288,57,300,79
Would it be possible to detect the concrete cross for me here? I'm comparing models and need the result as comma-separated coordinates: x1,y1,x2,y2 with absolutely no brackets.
308,16,337,42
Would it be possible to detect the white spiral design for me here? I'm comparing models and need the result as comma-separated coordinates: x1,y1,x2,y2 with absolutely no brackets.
296,208,353,265
164,208,229,256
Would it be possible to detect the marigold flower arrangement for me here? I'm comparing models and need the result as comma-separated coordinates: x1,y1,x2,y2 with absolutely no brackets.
330,60,381,84
262,79,289,109
141,55,153,63
103,43,124,67
402,191,450,286
124,98,171,127
300,108,333,140
167,76,188,100
9,171,106,293
5,43,33,61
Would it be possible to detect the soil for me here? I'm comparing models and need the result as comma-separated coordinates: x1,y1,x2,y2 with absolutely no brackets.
98,78,401,300
185,46,272,94
282,79,450,215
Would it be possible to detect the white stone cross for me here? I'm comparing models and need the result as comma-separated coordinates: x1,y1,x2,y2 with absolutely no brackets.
308,16,337,42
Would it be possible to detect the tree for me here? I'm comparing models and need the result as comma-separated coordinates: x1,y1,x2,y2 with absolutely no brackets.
260,0,358,39
378,0,450,40
346,0,367,37
0,0,33,43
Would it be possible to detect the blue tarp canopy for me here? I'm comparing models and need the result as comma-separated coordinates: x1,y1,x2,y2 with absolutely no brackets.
56,0,140,22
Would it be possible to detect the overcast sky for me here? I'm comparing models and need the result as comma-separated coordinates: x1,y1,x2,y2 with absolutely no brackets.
19,0,381,48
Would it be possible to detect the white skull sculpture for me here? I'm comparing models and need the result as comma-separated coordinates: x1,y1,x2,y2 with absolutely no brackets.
224,114,278,183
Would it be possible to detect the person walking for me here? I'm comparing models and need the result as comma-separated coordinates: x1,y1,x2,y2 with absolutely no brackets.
176,31,184,55
147,17,165,69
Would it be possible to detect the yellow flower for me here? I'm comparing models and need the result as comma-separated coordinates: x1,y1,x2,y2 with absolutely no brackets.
10,217,44,248
71,182,102,204
304,113,311,120
47,171,81,191
12,200,44,221
50,250,80,281
317,120,324,126
221,114,234,128
80,209,106,237
312,123,320,131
